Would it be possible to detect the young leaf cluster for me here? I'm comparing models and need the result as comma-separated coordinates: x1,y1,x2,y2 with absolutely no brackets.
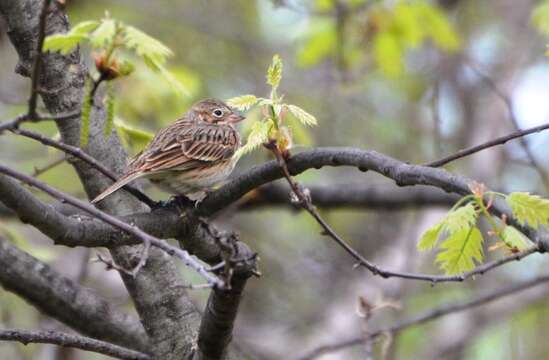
417,189,543,275
43,14,187,147
227,55,318,159
44,15,179,87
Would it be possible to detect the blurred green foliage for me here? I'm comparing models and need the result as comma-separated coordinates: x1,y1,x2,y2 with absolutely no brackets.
297,0,460,77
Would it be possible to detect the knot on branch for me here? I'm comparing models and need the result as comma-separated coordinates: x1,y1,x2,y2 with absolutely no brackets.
205,222,259,283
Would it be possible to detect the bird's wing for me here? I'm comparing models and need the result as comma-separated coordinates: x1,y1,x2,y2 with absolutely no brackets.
91,120,240,204
92,119,240,203
129,121,239,173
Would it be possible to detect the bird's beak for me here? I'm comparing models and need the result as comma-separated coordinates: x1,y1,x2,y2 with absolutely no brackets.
227,111,246,124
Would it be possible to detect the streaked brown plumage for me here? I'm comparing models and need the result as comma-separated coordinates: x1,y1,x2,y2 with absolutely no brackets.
91,99,244,204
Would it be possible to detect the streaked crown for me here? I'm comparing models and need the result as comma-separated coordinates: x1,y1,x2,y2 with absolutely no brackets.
190,98,245,125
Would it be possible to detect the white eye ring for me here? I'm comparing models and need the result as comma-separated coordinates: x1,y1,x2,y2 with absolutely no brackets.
212,109,224,117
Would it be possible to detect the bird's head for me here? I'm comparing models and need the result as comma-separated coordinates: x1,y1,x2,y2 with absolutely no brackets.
190,98,245,125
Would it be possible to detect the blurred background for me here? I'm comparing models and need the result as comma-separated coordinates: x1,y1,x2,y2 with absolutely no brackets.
2,0,549,359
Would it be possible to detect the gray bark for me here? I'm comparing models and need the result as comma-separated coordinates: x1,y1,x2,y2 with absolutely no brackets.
0,235,149,352
0,1,200,358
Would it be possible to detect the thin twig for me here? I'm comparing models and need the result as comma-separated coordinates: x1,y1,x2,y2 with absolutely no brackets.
466,61,549,190
12,128,156,208
297,273,549,360
0,111,80,133
426,121,549,168
32,155,65,177
89,72,108,105
265,142,541,283
0,328,151,360
95,251,149,277
0,163,224,288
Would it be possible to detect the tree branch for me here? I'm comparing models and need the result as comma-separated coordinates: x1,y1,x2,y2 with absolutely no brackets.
0,329,150,360
241,183,457,210
198,147,474,216
3,144,546,281
0,235,149,352
197,276,250,360
196,234,258,360
0,163,224,288
426,121,549,168
197,147,549,252
0,171,250,265
297,273,549,360
466,61,549,189
11,127,156,208
0,111,81,133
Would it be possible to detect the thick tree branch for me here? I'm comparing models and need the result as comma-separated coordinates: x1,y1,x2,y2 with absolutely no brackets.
241,183,457,210
198,147,474,215
3,145,545,284
0,235,149,352
195,233,258,360
0,163,224,288
0,171,248,264
199,148,545,248
297,273,549,360
0,329,150,360
197,275,250,360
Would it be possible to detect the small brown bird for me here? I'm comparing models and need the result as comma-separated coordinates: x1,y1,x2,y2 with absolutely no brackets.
92,99,244,204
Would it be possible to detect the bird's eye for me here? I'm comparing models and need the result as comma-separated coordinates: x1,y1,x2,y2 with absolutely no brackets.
212,109,224,117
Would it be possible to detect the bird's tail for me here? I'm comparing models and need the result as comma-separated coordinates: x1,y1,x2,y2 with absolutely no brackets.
91,172,143,204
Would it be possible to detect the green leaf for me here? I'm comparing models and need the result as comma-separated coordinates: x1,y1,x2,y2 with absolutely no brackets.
287,104,318,127
443,203,478,234
123,25,173,65
506,192,549,229
43,21,99,54
71,20,100,35
226,95,258,111
43,34,86,54
234,119,274,159
436,227,483,275
104,81,115,136
80,77,92,147
90,19,117,48
417,222,443,251
267,54,283,89
501,226,530,251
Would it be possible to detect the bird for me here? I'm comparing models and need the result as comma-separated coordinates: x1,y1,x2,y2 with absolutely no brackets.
91,98,245,204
